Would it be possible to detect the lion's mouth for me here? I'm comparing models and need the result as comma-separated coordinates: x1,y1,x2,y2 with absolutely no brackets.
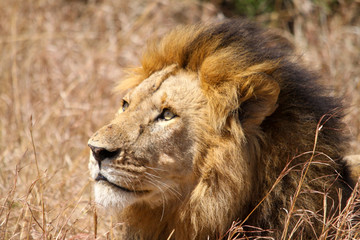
95,173,150,194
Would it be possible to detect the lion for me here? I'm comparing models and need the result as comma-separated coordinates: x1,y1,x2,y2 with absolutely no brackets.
88,19,355,239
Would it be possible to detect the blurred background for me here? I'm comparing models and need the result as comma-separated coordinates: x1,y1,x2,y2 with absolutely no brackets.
0,0,359,239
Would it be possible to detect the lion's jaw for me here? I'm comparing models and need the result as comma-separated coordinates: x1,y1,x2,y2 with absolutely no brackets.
88,66,207,212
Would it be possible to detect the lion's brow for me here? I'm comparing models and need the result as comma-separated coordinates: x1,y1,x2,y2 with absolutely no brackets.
151,64,179,94
131,64,178,105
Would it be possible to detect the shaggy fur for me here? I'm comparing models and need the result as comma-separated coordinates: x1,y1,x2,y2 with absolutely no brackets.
89,19,353,239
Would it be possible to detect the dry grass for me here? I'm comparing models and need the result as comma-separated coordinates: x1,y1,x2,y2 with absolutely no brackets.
0,0,359,239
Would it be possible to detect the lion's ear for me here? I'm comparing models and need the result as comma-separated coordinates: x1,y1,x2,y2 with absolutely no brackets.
201,60,280,131
238,72,280,126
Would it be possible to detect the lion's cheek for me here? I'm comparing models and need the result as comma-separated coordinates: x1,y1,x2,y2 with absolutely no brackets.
157,152,193,176
158,152,176,166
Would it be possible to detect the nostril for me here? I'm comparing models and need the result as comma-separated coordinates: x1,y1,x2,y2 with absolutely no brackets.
98,148,120,160
88,144,121,165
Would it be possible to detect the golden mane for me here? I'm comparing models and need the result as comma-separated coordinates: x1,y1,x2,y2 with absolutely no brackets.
113,19,353,239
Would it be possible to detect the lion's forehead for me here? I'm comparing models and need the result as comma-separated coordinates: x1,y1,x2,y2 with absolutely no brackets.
128,65,178,102
128,67,204,110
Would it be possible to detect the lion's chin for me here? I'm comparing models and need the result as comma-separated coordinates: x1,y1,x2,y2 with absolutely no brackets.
94,182,137,210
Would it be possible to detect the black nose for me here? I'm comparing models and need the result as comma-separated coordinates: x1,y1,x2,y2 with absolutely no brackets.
88,144,121,168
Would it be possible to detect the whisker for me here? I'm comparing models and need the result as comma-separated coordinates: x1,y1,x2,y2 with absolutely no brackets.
144,174,182,200
144,172,161,179
145,166,167,173
145,180,167,221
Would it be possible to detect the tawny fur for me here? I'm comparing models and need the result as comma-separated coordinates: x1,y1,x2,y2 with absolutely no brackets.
89,19,354,239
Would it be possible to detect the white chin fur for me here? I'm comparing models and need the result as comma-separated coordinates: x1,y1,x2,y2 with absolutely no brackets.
94,182,136,211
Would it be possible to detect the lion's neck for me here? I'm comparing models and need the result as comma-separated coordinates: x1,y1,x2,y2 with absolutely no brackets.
121,195,231,239
121,200,186,240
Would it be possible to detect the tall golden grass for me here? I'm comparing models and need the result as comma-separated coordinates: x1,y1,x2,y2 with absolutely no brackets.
0,0,359,239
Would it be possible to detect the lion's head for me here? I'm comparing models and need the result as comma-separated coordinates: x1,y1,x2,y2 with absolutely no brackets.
88,20,353,239
88,65,207,210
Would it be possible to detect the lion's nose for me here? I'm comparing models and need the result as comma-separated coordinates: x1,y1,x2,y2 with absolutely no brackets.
88,143,121,168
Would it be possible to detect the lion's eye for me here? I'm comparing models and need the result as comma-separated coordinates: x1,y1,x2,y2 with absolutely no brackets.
122,100,129,112
158,108,177,121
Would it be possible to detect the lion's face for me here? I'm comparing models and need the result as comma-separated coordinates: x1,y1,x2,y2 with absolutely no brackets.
88,65,207,210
